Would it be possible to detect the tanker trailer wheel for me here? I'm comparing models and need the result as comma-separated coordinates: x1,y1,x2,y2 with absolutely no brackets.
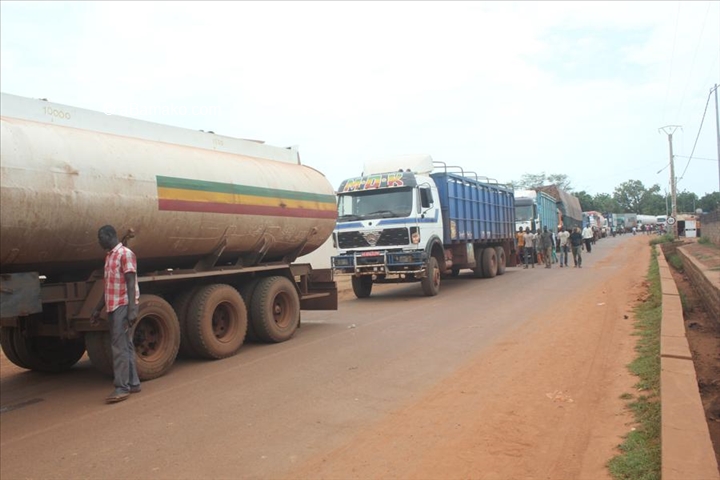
186,284,248,359
351,276,373,298
1,327,32,369
421,256,441,297
482,247,498,279
85,331,113,376
494,246,507,275
172,287,202,358
238,279,261,343
133,295,181,379
10,327,85,373
250,276,300,343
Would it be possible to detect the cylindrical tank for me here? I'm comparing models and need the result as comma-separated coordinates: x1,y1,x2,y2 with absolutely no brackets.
0,116,337,280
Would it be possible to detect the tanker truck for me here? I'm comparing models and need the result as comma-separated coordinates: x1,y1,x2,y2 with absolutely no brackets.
0,93,338,379
331,155,516,298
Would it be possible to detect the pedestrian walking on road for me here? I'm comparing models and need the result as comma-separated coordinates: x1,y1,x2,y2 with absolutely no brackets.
582,224,594,253
570,227,584,268
557,226,570,267
91,225,142,404
540,226,553,268
523,227,535,269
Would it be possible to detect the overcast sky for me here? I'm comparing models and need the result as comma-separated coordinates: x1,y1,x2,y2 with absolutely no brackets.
1,1,719,197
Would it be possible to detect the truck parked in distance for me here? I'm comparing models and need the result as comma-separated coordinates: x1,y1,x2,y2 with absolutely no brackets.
331,155,516,298
611,213,638,232
514,189,559,234
0,93,338,380
583,210,607,236
536,185,583,231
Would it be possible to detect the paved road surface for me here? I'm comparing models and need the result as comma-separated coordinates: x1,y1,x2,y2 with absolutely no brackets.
0,234,649,480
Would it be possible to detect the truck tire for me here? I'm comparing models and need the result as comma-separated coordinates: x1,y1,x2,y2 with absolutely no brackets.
351,276,373,298
186,285,247,359
472,247,485,278
11,328,86,373
238,279,261,343
421,256,441,296
172,287,202,358
495,246,507,275
134,295,181,379
85,331,113,376
250,276,300,343
1,327,31,369
482,247,498,278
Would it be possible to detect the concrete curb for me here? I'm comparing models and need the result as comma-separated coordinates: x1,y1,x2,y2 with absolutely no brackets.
657,252,720,480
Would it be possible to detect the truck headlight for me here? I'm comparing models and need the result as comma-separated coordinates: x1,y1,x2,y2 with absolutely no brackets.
333,257,352,267
410,227,420,244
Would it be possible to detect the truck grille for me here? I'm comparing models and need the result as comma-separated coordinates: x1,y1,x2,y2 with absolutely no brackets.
338,228,409,249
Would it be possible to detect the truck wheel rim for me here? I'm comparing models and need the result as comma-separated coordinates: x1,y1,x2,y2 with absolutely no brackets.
273,293,292,328
212,303,237,341
134,315,164,359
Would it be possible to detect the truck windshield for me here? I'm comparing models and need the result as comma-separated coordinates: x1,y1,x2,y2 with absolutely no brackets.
337,188,413,221
515,205,534,222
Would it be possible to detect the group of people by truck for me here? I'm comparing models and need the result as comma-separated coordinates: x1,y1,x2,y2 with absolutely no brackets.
515,224,591,269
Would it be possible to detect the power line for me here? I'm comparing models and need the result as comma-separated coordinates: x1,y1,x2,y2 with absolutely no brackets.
675,155,717,161
678,87,714,181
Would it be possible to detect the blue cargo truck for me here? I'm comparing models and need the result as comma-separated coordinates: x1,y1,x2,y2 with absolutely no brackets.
331,155,516,298
514,189,559,234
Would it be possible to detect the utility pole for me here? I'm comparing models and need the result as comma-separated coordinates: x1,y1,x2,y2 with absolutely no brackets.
714,84,720,193
659,125,681,238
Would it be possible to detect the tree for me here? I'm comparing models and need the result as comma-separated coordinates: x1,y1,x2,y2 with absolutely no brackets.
698,192,720,212
593,193,621,214
575,190,595,212
676,190,699,213
613,180,662,214
513,172,573,191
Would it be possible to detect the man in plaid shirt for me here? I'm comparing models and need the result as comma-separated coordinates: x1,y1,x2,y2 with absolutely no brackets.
94,225,141,403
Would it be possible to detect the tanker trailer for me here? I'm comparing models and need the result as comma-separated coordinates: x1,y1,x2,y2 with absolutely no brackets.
0,93,338,379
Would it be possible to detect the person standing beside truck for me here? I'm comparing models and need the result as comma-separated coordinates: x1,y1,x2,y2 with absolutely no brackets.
516,227,525,265
92,225,142,404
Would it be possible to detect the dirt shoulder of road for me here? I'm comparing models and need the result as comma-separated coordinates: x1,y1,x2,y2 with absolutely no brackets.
288,236,651,480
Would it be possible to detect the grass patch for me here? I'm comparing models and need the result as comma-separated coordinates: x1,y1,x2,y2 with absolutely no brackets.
666,253,684,272
697,236,715,246
607,247,661,480
619,392,634,400
650,233,674,246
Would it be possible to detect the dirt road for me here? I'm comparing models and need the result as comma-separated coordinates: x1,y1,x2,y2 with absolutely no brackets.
1,235,649,480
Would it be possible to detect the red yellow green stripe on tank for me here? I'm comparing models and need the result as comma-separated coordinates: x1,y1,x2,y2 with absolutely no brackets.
157,176,337,219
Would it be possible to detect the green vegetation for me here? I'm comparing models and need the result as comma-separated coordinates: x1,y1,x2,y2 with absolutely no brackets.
649,233,674,246
512,171,720,215
667,253,684,272
698,236,712,245
608,248,661,480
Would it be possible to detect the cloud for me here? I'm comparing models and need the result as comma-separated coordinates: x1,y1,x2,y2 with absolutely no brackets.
1,0,718,197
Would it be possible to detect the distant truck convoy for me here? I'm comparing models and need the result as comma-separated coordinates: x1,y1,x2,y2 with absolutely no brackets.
0,93,338,379
331,155,516,298
514,189,558,234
